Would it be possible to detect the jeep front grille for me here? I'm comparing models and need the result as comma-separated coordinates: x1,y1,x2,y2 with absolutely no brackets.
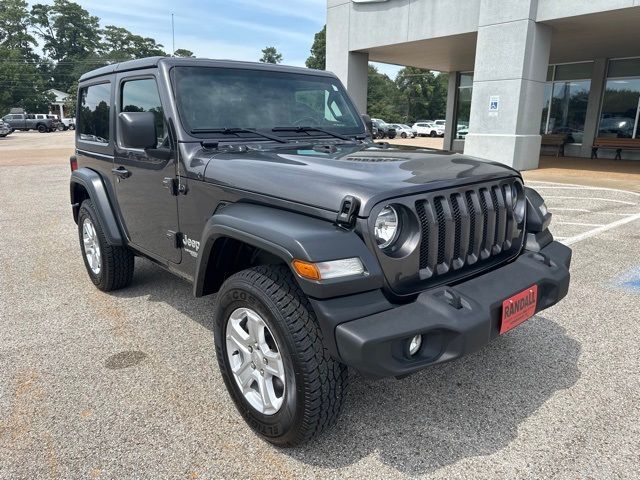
369,178,525,295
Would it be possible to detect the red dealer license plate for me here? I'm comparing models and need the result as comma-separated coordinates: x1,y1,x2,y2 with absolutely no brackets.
500,285,538,334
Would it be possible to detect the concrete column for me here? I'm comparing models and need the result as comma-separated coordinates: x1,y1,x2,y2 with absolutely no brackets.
326,1,369,114
464,0,551,170
443,72,458,151
580,58,608,158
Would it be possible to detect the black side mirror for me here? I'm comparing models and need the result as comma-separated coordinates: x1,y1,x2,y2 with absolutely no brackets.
119,111,157,149
361,114,373,137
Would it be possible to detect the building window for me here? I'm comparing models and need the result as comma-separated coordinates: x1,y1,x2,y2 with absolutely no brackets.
541,62,592,144
78,83,111,144
455,73,473,139
598,58,640,139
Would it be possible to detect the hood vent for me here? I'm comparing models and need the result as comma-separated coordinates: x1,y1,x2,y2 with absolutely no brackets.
344,156,408,163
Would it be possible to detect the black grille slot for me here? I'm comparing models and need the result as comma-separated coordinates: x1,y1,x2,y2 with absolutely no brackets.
416,201,429,269
434,198,446,265
465,191,476,253
479,189,489,251
451,194,462,260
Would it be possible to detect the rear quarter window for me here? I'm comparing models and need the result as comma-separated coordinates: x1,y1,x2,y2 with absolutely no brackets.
78,83,111,144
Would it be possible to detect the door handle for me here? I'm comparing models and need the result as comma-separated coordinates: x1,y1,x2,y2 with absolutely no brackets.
112,166,131,179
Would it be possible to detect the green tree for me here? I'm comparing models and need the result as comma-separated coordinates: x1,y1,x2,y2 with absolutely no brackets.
173,48,194,58
0,0,52,114
395,67,448,123
367,65,403,122
259,46,283,64
30,0,104,90
30,0,102,60
102,25,165,61
305,25,325,70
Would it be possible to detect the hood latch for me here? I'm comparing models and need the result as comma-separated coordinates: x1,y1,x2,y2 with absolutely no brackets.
336,195,360,228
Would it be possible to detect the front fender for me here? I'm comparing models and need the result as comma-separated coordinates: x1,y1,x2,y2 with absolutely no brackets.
70,168,123,246
194,203,384,299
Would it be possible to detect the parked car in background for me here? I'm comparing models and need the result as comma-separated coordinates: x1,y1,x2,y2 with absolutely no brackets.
433,119,446,127
390,124,416,138
48,114,76,131
598,117,635,138
412,122,444,137
2,113,58,132
456,125,469,139
414,119,433,124
0,119,12,137
371,118,397,139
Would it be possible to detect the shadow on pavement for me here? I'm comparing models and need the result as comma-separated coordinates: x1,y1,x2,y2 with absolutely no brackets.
115,259,582,476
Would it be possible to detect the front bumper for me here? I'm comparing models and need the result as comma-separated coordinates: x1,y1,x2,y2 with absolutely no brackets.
323,241,571,377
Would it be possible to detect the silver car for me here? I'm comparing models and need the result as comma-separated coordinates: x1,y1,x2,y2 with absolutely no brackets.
0,120,12,137
391,124,416,138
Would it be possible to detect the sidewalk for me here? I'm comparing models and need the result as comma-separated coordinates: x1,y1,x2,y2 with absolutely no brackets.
523,155,640,193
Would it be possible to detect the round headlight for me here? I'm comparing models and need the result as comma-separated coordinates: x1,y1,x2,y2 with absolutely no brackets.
374,205,400,249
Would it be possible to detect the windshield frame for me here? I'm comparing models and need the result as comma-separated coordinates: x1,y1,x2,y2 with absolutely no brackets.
169,66,367,143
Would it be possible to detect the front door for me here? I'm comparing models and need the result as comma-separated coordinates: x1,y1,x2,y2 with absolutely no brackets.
113,76,181,263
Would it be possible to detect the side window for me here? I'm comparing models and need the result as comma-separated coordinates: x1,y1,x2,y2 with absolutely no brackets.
121,78,165,147
78,83,111,143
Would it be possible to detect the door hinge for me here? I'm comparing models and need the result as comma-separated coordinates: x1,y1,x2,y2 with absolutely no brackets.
167,230,182,248
163,177,187,196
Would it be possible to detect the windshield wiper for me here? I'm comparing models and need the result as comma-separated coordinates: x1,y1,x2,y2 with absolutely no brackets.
272,126,352,141
190,127,288,144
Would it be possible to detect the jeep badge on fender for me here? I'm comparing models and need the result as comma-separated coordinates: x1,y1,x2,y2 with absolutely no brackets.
69,57,571,447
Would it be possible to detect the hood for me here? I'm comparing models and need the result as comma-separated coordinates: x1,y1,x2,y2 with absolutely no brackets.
196,143,519,216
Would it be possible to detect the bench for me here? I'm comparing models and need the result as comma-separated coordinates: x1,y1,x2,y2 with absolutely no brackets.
541,134,567,157
591,137,640,160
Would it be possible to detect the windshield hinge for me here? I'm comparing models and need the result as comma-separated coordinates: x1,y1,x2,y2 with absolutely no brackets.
163,177,187,196
336,195,360,228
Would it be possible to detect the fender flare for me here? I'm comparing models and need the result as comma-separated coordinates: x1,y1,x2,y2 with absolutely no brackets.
70,167,123,246
194,203,384,299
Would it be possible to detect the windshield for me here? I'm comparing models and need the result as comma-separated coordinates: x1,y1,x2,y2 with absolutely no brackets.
172,66,365,140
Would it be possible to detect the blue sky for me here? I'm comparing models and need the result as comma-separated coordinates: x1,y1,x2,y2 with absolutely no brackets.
32,0,401,77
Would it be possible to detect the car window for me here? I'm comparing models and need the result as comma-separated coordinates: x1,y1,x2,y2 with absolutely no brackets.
121,78,165,147
78,83,111,143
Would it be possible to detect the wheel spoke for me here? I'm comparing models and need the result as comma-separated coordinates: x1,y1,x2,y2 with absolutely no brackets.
246,311,265,345
233,360,255,390
227,321,250,352
257,374,276,412
263,350,285,380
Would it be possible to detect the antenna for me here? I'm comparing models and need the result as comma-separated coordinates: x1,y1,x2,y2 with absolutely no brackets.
171,13,175,56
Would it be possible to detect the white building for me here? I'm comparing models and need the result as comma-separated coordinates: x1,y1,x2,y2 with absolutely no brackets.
47,88,70,119
326,0,640,169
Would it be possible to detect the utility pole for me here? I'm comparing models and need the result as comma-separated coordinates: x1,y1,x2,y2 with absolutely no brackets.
171,13,175,56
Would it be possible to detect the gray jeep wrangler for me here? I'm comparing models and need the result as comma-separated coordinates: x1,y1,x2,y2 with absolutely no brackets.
69,57,571,446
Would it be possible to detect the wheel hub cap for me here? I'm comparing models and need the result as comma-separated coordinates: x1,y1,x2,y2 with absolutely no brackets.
82,218,101,275
226,307,286,415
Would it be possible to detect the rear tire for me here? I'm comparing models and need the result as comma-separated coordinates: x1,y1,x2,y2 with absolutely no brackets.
214,265,349,446
77,199,134,291
37,124,47,133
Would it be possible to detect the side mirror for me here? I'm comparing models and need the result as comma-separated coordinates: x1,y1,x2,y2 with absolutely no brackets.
119,111,157,149
361,114,373,137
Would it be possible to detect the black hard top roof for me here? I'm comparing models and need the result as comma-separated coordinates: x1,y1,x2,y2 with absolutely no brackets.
79,56,334,82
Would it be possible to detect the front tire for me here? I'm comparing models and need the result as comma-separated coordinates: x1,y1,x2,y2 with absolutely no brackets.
401,132,407,138
77,199,134,291
37,124,47,133
214,265,349,446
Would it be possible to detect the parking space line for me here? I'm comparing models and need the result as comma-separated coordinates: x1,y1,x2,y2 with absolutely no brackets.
555,221,606,227
544,196,636,205
527,182,640,198
561,213,640,245
551,207,591,212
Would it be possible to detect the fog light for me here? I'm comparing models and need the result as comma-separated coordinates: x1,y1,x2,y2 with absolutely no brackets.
408,334,422,356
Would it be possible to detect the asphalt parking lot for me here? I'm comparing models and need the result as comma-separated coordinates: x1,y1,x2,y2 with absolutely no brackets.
1,132,639,479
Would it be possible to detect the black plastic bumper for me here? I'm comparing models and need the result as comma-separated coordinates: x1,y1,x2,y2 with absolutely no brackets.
329,241,571,377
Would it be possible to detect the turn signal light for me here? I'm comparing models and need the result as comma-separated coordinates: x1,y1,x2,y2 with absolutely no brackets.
292,260,321,281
